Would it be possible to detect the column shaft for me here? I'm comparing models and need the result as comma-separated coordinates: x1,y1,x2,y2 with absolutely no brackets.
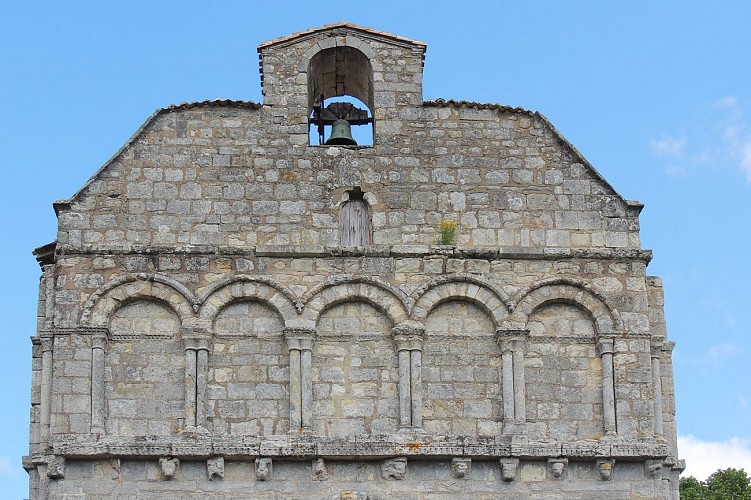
289,349,302,431
40,338,53,442
501,350,515,421
512,343,526,422
410,350,422,428
652,351,664,437
398,349,411,428
602,350,617,435
90,339,105,434
301,349,313,429
196,349,208,428
184,349,197,427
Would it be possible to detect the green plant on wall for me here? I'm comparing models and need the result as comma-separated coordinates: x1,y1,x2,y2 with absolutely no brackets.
438,219,457,245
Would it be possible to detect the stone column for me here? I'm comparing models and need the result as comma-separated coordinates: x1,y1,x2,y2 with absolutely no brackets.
598,336,617,436
651,342,665,439
182,329,211,430
496,329,528,435
392,321,424,430
40,334,54,442
90,334,107,434
284,327,315,432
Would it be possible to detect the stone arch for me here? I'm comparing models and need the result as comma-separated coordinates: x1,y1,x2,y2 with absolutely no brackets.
302,280,409,327
198,276,300,329
510,279,619,335
83,274,195,327
411,276,510,327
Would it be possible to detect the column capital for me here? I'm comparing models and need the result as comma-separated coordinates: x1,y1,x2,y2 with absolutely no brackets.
284,327,315,351
92,333,108,350
495,328,528,352
392,321,424,352
181,327,211,352
650,342,664,359
597,336,615,356
662,340,676,354
40,334,54,352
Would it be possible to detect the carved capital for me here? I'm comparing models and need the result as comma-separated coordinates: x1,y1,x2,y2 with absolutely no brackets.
92,333,108,350
284,327,315,351
650,342,663,359
182,327,211,352
597,337,615,356
495,328,528,352
40,334,54,353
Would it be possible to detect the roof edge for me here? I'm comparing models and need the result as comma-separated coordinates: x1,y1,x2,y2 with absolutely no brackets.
424,99,535,115
535,112,640,210
56,99,263,212
257,21,427,51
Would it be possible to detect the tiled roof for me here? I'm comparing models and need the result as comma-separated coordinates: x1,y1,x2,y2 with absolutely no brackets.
423,99,534,115
257,21,426,50
163,99,262,112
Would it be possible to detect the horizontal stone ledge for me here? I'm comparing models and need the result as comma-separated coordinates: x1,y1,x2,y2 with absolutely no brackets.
48,435,667,461
55,243,653,262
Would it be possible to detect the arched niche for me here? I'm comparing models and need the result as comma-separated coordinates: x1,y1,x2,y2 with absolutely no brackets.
106,299,184,436
423,300,501,437
312,300,398,437
308,46,374,145
525,301,604,442
208,300,289,436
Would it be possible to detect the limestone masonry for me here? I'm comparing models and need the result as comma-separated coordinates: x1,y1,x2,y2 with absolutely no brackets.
26,22,683,499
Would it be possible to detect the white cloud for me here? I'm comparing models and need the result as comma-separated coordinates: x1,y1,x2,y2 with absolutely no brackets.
679,435,751,480
704,342,742,368
713,96,738,108
651,134,686,157
0,456,21,477
664,165,687,178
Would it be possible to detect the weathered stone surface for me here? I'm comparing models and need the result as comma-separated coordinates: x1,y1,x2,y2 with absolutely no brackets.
27,22,679,500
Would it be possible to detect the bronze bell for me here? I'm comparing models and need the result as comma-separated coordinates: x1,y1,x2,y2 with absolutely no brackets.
325,119,357,146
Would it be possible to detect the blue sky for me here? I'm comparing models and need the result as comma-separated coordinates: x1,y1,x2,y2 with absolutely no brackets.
1,1,750,496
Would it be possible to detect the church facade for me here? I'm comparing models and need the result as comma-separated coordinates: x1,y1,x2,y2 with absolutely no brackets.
26,23,682,499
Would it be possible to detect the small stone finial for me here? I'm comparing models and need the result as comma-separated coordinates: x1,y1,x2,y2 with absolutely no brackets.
499,458,519,482
597,459,615,481
207,456,224,480
47,455,65,479
159,457,179,480
256,457,273,481
313,458,328,481
451,457,471,479
548,458,568,479
381,457,407,480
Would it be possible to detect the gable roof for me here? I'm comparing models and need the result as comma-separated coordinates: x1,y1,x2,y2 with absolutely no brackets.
257,21,427,51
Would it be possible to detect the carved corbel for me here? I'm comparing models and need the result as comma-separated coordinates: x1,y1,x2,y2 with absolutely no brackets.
312,457,328,481
548,458,568,479
255,457,273,481
159,457,179,480
500,457,519,482
207,456,224,480
46,455,65,479
451,457,471,479
597,458,615,481
381,457,407,480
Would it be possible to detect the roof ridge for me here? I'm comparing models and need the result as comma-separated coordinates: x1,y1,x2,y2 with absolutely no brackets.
423,98,535,115
257,21,426,50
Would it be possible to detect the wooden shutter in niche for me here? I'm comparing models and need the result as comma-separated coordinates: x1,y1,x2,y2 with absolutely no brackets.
339,198,372,246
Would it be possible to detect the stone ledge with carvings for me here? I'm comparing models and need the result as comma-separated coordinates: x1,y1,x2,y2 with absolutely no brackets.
45,434,668,461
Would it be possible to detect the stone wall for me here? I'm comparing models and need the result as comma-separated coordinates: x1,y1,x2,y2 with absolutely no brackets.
26,22,681,500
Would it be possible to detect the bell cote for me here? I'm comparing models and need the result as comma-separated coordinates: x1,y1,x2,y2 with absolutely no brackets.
257,22,426,146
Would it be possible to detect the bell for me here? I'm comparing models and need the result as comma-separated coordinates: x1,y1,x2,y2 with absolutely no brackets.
325,119,357,146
